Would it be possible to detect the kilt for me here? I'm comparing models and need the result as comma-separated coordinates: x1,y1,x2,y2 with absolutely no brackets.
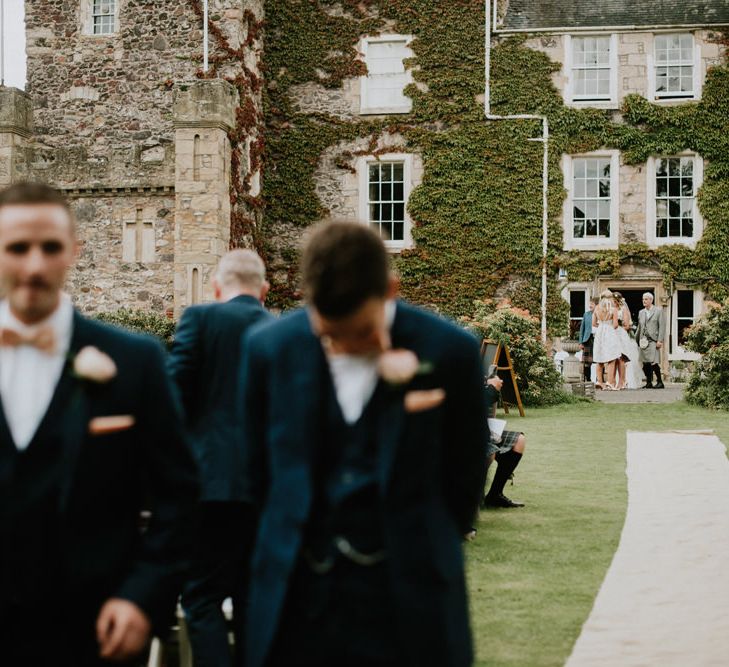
487,428,522,457
582,335,594,364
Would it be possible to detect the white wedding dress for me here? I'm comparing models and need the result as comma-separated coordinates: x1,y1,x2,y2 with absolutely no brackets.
616,326,642,389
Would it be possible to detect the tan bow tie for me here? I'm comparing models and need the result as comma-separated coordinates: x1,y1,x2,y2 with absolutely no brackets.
0,326,56,354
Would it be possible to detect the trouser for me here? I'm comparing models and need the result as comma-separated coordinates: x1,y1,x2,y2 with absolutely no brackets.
181,502,255,667
266,557,403,667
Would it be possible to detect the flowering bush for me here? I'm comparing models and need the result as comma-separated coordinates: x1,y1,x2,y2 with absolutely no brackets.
684,299,729,410
463,300,574,406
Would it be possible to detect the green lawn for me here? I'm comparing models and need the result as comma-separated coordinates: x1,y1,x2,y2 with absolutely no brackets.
467,401,729,667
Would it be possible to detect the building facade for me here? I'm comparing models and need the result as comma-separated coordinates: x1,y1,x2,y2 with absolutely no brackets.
3,1,729,373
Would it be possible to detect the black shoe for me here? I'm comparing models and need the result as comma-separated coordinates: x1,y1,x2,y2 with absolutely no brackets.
483,493,524,508
642,383,654,389
654,381,665,389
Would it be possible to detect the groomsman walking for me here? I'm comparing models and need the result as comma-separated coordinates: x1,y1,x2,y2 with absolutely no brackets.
0,182,198,665
169,249,272,666
239,221,488,667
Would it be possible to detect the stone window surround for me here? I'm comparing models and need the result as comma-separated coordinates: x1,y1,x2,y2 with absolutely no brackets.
357,153,414,252
80,0,121,37
647,32,703,102
669,287,703,361
562,150,620,251
645,152,703,249
563,34,619,108
359,34,414,116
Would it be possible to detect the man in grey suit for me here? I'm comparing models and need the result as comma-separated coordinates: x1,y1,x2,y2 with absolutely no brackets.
635,292,666,389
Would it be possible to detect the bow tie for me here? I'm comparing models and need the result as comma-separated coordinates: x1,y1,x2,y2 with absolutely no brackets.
0,326,56,354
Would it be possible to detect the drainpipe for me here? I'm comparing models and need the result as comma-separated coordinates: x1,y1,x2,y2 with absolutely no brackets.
485,0,550,344
203,0,209,73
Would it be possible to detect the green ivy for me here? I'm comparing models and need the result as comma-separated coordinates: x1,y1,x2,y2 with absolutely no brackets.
260,1,729,327
95,309,176,348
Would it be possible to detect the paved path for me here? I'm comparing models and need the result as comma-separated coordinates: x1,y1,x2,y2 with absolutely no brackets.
593,382,684,404
565,430,729,666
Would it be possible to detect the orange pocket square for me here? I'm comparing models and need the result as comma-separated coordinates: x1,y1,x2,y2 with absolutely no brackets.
404,388,446,413
88,415,136,435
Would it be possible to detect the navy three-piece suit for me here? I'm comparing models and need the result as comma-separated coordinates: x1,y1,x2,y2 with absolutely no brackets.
239,301,488,667
169,294,272,666
0,312,198,665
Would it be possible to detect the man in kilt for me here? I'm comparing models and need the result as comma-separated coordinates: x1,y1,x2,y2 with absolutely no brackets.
482,375,526,509
579,297,599,382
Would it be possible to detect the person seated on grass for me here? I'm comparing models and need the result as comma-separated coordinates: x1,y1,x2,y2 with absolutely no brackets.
482,375,526,509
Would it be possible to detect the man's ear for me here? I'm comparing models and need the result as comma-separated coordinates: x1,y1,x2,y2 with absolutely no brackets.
212,276,222,302
386,273,400,300
259,280,270,304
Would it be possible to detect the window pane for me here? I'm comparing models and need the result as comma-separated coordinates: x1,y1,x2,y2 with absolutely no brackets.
656,218,667,237
598,200,611,220
656,178,668,196
392,221,404,241
598,219,610,237
574,179,585,198
682,217,693,237
369,164,379,181
393,182,404,200
586,218,597,236
656,200,668,217
681,158,693,176
393,203,405,221
586,179,598,197
573,160,586,178
381,182,392,200
392,163,404,181
599,178,610,197
656,159,667,176
381,163,392,180
669,178,680,196
668,159,680,176
669,200,681,217
569,291,586,318
369,183,379,201
573,204,585,219
669,218,681,236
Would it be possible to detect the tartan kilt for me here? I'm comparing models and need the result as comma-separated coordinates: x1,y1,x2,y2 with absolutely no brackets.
582,335,594,364
487,428,522,457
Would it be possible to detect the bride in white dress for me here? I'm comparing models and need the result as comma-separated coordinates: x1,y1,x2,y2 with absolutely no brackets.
592,290,622,389
613,292,642,389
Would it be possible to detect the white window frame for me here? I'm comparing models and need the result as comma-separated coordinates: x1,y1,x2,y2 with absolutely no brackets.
562,151,620,250
648,32,702,102
565,286,590,340
669,288,703,360
82,0,120,36
357,153,413,252
646,153,703,248
564,34,618,108
360,35,413,115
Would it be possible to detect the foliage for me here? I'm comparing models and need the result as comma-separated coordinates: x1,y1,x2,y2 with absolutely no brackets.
95,309,176,348
683,299,729,410
463,301,574,406
259,0,729,324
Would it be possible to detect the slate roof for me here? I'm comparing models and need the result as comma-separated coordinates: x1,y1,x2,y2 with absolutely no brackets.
502,0,729,30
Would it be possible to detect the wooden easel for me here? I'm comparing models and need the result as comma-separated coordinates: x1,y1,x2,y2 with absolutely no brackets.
480,339,525,417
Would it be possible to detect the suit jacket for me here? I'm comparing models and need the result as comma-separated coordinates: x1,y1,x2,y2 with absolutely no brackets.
239,301,488,667
0,312,199,634
635,306,665,364
168,294,272,502
579,310,593,343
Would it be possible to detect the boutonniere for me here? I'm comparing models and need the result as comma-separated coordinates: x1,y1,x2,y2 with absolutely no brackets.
73,346,117,383
377,349,434,386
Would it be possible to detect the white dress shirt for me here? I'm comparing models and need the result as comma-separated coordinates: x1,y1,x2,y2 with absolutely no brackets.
322,300,397,425
0,294,74,450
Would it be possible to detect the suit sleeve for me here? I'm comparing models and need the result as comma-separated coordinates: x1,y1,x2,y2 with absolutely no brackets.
167,307,201,420
116,340,199,634
442,332,489,534
579,314,588,343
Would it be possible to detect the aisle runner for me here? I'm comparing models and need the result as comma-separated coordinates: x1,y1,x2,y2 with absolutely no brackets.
566,430,729,667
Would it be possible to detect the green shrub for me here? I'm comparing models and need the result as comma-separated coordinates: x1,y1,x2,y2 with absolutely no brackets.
462,300,575,406
684,299,729,410
95,309,176,348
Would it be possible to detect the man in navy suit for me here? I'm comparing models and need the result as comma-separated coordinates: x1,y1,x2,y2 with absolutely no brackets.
239,221,488,667
0,182,198,665
169,248,272,666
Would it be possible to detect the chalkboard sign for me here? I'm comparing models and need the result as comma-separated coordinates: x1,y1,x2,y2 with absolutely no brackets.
480,339,525,417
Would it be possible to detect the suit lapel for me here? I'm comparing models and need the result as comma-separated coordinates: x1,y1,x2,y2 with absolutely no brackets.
51,312,95,510
377,302,411,488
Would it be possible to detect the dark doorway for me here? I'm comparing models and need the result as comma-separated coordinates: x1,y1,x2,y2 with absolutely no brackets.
608,288,652,332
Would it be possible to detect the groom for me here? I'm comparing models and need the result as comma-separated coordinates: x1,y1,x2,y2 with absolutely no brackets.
239,221,488,667
0,183,198,665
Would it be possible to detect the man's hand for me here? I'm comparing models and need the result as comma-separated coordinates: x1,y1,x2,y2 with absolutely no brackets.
656,341,663,349
96,598,151,661
487,376,503,391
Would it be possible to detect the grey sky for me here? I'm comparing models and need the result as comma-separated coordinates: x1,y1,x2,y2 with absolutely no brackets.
2,1,26,89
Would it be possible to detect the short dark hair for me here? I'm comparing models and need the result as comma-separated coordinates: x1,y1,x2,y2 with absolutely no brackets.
0,182,71,212
302,221,390,318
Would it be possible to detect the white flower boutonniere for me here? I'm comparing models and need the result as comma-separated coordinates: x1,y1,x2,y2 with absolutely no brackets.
73,346,117,383
378,349,434,386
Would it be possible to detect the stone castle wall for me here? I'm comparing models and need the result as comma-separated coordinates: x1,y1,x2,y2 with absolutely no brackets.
15,0,263,315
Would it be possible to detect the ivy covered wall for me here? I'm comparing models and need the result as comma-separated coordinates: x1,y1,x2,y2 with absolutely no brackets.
258,0,729,333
